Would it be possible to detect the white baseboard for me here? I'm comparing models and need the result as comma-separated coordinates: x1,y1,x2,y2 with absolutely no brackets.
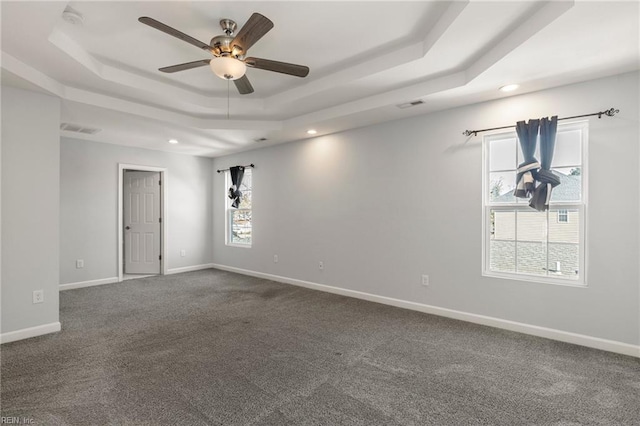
211,264,640,358
166,263,215,275
60,264,215,290
1,322,61,344
60,277,119,291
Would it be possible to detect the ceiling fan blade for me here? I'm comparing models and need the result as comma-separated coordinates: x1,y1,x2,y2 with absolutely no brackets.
139,17,212,52
244,57,309,78
234,75,254,95
159,59,211,73
231,13,274,53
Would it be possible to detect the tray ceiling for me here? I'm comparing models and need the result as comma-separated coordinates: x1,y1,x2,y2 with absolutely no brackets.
1,1,638,157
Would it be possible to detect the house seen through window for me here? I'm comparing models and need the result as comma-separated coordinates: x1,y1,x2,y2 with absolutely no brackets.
225,168,252,246
483,121,587,284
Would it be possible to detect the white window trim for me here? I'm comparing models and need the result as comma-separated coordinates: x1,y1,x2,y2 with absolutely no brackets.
224,169,252,248
481,120,588,287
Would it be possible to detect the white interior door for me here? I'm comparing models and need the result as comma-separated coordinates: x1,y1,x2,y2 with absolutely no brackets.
123,171,161,274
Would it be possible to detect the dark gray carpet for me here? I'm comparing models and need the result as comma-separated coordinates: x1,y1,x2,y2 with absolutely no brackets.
1,269,639,425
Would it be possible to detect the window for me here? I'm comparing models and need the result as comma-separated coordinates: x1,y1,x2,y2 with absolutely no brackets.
557,209,568,223
483,121,587,284
225,168,252,246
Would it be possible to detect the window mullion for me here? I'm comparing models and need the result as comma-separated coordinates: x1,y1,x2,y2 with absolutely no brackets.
545,209,550,277
514,209,518,274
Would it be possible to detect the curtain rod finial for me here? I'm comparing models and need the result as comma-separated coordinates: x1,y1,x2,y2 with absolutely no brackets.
604,108,619,117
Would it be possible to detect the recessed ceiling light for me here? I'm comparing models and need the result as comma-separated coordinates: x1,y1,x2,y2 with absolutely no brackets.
307,129,317,135
168,139,179,144
499,84,519,92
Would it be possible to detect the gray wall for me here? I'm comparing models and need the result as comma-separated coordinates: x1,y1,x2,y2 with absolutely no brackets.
60,138,213,284
212,72,640,346
1,86,61,333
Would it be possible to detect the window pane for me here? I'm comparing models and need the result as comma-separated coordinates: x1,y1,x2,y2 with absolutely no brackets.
516,210,547,276
548,208,580,279
549,209,580,279
240,171,252,190
491,210,515,240
550,168,581,202
553,130,581,167
489,172,516,203
238,190,252,209
489,137,517,171
490,210,515,273
231,210,252,244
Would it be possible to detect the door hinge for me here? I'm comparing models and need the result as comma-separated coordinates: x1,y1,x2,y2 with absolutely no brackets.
159,217,162,223
159,255,162,260
158,180,162,185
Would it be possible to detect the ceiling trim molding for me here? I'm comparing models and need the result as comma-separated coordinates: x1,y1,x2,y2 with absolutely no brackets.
421,0,470,56
465,0,575,82
47,28,264,112
1,51,65,97
281,0,575,128
284,72,467,128
2,51,280,132
5,0,574,134
265,1,470,108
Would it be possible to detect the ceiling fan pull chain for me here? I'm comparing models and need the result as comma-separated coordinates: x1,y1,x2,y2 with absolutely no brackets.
227,79,230,120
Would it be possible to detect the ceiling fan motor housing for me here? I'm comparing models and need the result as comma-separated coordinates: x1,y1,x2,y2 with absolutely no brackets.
210,35,243,58
210,19,243,57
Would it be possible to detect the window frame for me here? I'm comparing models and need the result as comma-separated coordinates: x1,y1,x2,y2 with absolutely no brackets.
224,168,252,248
481,120,588,287
557,209,569,223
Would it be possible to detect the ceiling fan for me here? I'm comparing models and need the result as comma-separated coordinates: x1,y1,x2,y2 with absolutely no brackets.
138,13,309,95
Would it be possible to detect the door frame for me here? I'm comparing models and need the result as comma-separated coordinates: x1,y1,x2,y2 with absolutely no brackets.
118,163,167,282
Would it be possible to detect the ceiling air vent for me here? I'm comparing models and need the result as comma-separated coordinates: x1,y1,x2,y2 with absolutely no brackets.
60,123,102,135
396,100,425,109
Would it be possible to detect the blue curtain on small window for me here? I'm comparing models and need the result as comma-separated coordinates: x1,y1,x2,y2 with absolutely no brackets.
228,166,245,208
514,119,541,198
530,116,560,211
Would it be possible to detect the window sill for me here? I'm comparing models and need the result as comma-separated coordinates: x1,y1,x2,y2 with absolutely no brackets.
482,270,586,288
226,243,252,249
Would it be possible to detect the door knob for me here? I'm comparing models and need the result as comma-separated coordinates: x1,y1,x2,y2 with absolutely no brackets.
125,226,131,230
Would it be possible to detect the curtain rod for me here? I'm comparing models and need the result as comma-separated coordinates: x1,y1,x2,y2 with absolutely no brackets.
216,164,254,173
462,108,619,137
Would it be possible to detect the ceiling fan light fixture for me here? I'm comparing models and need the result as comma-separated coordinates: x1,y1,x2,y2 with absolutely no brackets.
210,56,246,80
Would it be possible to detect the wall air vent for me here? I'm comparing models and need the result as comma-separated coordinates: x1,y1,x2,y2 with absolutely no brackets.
60,123,102,135
396,100,425,109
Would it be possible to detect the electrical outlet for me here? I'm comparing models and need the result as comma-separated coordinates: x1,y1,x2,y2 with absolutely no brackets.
273,254,278,263
319,261,324,270
180,249,186,257
421,275,429,286
33,290,44,304
76,259,84,269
